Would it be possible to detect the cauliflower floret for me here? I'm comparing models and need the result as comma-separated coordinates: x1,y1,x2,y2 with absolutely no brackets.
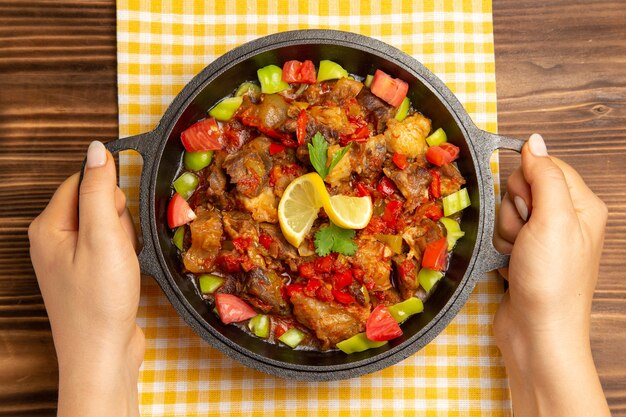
324,144,354,187
384,113,431,158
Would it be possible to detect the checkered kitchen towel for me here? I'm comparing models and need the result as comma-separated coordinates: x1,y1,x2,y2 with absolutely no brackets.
116,1,511,415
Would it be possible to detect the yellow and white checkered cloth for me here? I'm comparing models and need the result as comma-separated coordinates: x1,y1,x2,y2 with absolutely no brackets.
117,1,511,415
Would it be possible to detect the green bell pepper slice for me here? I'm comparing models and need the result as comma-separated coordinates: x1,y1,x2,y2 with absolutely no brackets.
336,332,387,354
317,60,349,82
183,150,213,171
418,268,443,293
364,74,373,88
208,96,243,121
442,188,471,216
439,217,465,250
278,328,306,348
235,81,261,98
257,65,290,94
375,234,403,254
172,226,185,251
199,274,224,294
388,297,424,324
248,314,270,338
173,172,199,200
394,97,410,121
426,127,447,147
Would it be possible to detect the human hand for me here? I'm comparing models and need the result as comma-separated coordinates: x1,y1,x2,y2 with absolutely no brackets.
29,141,143,417
493,133,610,416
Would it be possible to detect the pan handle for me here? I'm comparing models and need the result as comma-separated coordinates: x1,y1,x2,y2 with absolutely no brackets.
473,129,525,273
102,131,161,277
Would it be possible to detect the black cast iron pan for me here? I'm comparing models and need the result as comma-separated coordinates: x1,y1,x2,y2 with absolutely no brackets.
102,30,524,380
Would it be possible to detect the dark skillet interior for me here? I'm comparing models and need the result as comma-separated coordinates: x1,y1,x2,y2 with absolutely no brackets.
150,39,480,371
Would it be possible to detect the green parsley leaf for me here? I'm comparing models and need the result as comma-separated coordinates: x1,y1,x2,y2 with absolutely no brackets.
314,222,358,256
307,132,351,179
308,132,329,178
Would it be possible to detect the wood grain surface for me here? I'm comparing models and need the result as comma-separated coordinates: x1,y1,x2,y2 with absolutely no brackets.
0,1,624,415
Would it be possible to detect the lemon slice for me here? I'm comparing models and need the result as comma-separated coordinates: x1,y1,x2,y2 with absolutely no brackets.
278,173,327,247
324,194,373,229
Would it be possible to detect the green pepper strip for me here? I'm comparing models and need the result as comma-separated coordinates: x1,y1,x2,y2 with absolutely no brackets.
278,328,306,348
184,150,213,171
426,127,447,147
375,234,403,254
442,188,471,216
172,226,185,251
317,60,349,82
388,297,424,324
336,332,387,354
418,268,443,293
439,217,465,250
257,65,290,94
394,97,410,121
199,274,224,294
248,314,270,338
364,74,374,88
173,172,199,200
235,81,261,98
209,96,243,121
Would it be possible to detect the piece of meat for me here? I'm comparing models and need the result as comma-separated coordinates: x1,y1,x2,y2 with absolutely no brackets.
307,106,355,144
438,163,466,197
350,237,392,291
392,255,420,300
242,268,290,315
258,223,299,262
203,151,235,210
370,287,403,308
302,82,328,106
327,78,363,104
221,118,256,153
237,187,278,223
222,211,258,241
238,94,295,145
290,292,367,349
353,134,387,180
222,144,272,198
384,163,431,211
357,88,396,133
401,218,445,260
269,163,305,198
384,113,431,159
324,144,354,186
183,209,223,273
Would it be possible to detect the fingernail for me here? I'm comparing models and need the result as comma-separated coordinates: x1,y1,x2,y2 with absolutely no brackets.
528,133,548,157
86,141,107,168
513,195,529,222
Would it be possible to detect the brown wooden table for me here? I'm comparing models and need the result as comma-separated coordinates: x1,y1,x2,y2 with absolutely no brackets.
1,1,624,415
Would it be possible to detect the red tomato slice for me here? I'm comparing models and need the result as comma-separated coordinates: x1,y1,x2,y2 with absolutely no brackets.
421,237,448,271
366,305,403,341
392,152,409,170
282,60,317,84
215,293,257,325
269,143,287,155
332,289,355,305
167,193,196,228
369,69,409,108
426,143,460,166
180,117,222,152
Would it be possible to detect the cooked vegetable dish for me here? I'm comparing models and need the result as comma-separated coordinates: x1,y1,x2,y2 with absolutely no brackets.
168,59,469,352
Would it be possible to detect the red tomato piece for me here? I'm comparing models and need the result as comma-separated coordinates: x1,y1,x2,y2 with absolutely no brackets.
285,284,304,297
282,60,317,84
333,270,353,290
377,176,397,197
398,259,416,280
426,143,460,166
215,293,257,325
316,286,334,302
298,262,316,279
296,110,308,145
180,117,222,152
269,143,287,155
216,252,242,273
167,193,196,228
332,289,355,305
259,233,274,250
369,69,409,108
304,278,323,297
366,305,403,341
314,256,333,274
424,204,443,221
382,200,403,228
421,237,448,271
232,237,251,252
392,153,409,170
429,169,441,199
355,182,371,197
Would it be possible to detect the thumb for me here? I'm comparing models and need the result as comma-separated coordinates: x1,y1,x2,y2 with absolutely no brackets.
521,133,576,219
78,141,120,244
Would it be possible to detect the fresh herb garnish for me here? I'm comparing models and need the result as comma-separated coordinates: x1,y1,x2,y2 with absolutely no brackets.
314,222,358,256
308,132,352,179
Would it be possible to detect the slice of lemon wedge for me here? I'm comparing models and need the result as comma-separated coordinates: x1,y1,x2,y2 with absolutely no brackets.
278,173,373,248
